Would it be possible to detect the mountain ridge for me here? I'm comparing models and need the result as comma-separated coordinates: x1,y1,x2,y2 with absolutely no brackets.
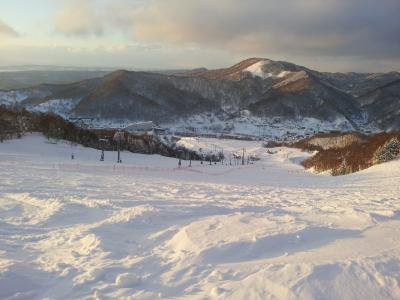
0,57,399,137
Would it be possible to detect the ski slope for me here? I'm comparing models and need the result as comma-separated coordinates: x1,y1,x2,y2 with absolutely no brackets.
1,133,400,299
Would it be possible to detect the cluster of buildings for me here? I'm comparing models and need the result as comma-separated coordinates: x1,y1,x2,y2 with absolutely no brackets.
68,118,166,136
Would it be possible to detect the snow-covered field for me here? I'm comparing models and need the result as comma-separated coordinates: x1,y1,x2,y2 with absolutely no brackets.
1,134,400,299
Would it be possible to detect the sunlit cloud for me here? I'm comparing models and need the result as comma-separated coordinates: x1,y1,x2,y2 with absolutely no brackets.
0,20,19,38
55,0,104,36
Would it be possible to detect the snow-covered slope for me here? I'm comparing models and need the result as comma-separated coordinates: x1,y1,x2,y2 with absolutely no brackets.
1,134,400,299
245,60,273,78
0,90,40,105
244,59,294,79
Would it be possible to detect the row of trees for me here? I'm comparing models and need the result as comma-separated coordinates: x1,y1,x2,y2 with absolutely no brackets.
0,105,98,147
301,132,400,175
0,106,203,160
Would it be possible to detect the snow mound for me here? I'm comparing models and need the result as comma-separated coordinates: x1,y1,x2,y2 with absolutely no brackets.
1,193,63,225
115,273,142,287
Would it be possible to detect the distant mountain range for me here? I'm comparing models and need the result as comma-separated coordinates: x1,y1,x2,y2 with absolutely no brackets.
0,70,110,90
0,58,399,139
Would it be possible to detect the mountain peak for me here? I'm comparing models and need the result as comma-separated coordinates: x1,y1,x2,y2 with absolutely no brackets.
184,57,304,81
184,57,271,80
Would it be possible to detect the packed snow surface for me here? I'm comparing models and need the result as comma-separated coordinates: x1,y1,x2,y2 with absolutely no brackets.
1,134,400,299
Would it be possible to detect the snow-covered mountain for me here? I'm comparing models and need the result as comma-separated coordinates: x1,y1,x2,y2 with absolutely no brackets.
0,58,399,137
359,79,400,130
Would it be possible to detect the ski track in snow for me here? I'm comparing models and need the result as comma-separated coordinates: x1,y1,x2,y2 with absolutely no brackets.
0,134,400,299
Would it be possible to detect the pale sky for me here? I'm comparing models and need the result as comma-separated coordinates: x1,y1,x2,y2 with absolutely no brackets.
0,0,399,72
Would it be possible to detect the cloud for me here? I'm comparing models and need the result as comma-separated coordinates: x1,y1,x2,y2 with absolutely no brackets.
0,20,19,37
127,0,400,60
44,0,400,71
52,0,400,60
55,0,104,36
